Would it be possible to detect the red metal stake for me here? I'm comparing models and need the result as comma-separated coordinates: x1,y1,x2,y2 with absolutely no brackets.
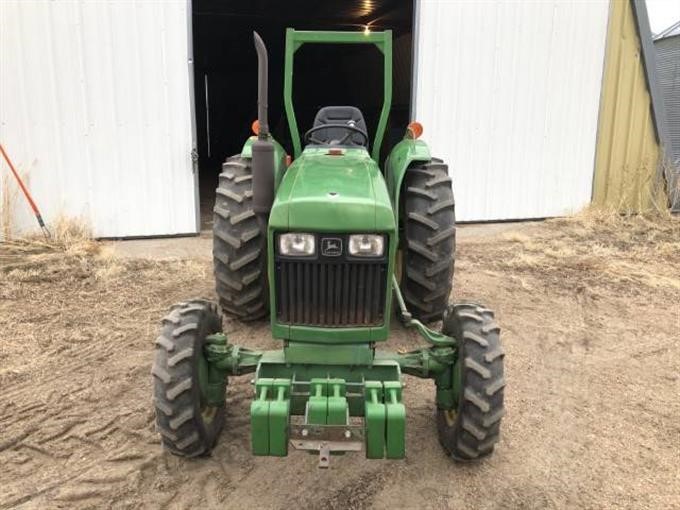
0,143,50,238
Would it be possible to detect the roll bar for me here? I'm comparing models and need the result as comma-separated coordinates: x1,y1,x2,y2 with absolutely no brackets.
283,29,393,161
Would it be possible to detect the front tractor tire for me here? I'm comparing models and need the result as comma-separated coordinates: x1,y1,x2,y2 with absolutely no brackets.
437,304,505,461
213,156,269,321
152,299,225,457
399,159,456,323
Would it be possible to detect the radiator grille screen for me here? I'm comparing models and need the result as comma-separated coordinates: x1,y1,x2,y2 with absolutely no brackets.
275,260,387,327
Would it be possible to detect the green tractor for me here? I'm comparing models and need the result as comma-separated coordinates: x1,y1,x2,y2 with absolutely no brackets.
152,29,504,466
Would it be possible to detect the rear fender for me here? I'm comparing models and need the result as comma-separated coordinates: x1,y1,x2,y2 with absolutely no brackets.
385,138,432,226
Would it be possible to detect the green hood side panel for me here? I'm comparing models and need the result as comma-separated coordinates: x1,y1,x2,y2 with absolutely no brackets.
269,148,395,232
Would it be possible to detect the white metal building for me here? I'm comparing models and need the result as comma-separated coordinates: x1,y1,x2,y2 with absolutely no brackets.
1,0,612,237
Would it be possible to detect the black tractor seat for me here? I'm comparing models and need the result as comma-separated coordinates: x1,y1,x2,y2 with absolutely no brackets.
305,106,369,149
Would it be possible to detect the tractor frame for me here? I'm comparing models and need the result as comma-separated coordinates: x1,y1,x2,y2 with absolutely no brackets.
152,28,504,468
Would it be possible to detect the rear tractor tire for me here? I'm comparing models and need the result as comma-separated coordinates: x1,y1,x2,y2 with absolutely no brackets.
152,299,225,457
399,159,456,323
213,155,269,321
436,303,505,461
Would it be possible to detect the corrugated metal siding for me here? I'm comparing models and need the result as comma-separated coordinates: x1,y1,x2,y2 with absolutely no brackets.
655,35,680,209
413,0,610,221
592,0,661,211
655,37,680,161
0,0,197,238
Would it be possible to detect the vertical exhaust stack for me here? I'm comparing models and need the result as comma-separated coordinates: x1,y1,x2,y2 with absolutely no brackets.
253,32,270,140
252,31,275,215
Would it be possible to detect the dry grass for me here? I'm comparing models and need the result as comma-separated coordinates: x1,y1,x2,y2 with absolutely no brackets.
0,166,38,241
0,217,207,301
665,157,680,210
1,208,679,508
486,207,680,296
0,216,99,276
0,215,211,393
1,172,19,240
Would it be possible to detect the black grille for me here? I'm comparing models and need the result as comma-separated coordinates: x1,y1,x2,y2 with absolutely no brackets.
275,259,387,327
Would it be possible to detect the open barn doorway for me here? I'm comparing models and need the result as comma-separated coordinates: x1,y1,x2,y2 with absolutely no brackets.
192,1,415,229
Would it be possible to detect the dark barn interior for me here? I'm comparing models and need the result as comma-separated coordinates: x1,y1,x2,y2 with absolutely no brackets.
192,0,414,224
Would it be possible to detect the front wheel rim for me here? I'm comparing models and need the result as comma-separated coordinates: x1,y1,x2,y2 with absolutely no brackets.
444,409,457,427
197,351,217,424
442,351,463,427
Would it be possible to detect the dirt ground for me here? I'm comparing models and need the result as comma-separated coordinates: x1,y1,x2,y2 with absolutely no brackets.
1,212,678,509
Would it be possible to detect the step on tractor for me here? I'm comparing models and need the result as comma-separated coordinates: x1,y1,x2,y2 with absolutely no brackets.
152,29,505,467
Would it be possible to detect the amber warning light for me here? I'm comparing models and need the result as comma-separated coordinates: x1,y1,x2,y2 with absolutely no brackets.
406,121,423,139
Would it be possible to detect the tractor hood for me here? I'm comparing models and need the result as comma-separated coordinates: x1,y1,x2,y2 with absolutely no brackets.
268,148,395,232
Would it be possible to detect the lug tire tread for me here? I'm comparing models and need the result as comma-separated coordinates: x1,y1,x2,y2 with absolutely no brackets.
213,156,268,321
399,160,456,322
152,300,225,457
437,303,505,461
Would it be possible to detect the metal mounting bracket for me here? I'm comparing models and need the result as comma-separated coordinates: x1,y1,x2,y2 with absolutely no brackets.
391,275,456,346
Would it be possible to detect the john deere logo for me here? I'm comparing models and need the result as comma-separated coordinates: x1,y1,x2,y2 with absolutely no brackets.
321,238,342,257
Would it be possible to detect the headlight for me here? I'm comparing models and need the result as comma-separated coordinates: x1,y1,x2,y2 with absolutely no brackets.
348,234,384,257
279,233,315,256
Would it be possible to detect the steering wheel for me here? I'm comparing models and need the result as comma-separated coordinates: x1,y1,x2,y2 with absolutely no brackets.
304,123,369,147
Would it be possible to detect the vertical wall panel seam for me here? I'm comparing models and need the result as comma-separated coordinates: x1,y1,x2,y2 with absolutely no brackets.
132,3,150,232
15,5,30,190
159,4,176,231
623,51,639,192
105,1,122,235
638,111,650,209
605,37,625,202
410,0,420,121
46,4,65,212
187,0,200,231
75,0,94,230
